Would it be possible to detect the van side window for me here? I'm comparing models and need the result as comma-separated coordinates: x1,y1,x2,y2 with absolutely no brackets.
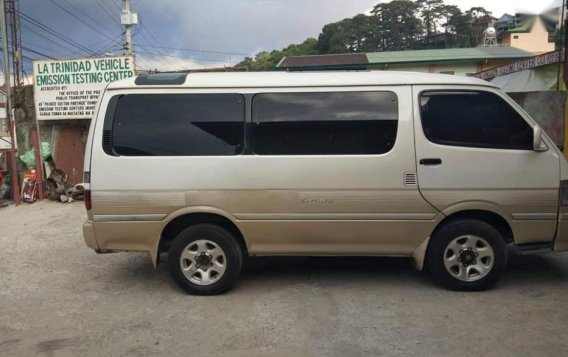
252,91,398,155
419,91,532,150
111,94,244,156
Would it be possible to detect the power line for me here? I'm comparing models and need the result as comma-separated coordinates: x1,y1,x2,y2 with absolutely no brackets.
133,53,155,71
137,44,249,56
0,45,43,63
47,0,117,41
136,50,231,64
94,0,121,26
21,23,86,57
136,22,186,70
92,38,124,56
19,11,96,56
56,0,121,38
139,23,169,54
19,25,74,54
103,0,122,11
20,45,56,60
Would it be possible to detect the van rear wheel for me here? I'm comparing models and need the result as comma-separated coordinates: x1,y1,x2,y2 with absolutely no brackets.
168,224,242,295
427,219,507,291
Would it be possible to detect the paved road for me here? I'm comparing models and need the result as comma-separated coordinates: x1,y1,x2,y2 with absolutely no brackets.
1,201,568,356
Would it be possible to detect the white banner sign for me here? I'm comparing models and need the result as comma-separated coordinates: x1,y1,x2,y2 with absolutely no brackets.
33,56,135,120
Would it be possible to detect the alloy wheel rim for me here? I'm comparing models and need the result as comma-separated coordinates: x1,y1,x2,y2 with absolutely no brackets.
179,240,227,286
443,235,494,282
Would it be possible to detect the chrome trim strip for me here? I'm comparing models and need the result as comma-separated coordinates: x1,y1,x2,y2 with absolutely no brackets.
234,213,437,221
93,214,167,222
511,213,557,221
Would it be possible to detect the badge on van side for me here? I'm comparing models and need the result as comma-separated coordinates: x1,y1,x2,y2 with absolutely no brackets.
300,197,334,205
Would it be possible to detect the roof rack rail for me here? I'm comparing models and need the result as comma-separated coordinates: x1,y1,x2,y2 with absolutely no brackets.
135,73,188,85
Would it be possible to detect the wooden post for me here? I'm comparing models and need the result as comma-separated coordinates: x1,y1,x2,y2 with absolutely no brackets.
1,0,19,205
564,95,568,159
7,113,19,204
558,0,568,159
31,130,44,200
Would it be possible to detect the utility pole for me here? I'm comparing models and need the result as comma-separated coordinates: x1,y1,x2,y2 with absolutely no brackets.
564,0,568,86
121,0,138,56
0,0,20,205
5,0,22,86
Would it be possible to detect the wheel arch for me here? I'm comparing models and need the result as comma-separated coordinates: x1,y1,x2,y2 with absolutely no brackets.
433,209,514,244
413,208,514,271
153,207,249,266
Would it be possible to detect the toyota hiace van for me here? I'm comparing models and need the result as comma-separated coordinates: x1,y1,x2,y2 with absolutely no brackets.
83,71,568,295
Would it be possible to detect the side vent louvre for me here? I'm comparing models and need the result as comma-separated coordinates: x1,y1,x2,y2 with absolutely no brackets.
404,173,417,186
102,130,113,155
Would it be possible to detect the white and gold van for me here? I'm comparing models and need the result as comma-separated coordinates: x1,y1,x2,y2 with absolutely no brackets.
83,71,568,295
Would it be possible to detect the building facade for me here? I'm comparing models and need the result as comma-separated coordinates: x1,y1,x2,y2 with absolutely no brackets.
499,16,555,54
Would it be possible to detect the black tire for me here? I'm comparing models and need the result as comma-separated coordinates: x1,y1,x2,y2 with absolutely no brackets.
168,224,243,295
427,219,508,291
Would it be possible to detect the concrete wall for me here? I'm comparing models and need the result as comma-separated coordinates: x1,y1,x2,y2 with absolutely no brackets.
508,91,565,146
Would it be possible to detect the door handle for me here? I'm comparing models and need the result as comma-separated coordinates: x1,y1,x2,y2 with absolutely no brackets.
420,158,442,166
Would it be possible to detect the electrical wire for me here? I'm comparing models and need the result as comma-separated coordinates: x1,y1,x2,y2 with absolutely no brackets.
94,0,121,26
136,44,249,56
136,50,231,64
21,23,79,55
47,0,117,41
102,0,122,11
19,11,96,56
56,0,121,38
136,22,186,70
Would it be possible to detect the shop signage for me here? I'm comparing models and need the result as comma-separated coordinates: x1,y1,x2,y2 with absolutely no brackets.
33,56,135,120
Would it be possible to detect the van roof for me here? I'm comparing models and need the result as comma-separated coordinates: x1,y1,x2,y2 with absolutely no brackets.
107,71,495,89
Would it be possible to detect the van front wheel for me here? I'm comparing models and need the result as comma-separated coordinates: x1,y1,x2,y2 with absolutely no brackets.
168,224,243,295
427,219,507,291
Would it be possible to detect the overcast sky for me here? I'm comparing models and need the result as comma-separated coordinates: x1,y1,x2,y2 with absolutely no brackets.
13,0,564,75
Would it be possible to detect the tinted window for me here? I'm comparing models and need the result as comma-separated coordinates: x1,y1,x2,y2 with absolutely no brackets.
420,91,532,150
252,92,398,155
111,94,244,156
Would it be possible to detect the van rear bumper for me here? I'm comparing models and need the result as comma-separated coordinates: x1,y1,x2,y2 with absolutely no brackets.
83,220,100,250
555,213,568,251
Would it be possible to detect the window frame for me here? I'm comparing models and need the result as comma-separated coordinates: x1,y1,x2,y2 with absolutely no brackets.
418,89,535,151
250,90,400,156
103,93,247,157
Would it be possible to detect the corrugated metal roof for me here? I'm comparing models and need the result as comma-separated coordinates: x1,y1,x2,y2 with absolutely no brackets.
276,47,534,69
366,47,534,65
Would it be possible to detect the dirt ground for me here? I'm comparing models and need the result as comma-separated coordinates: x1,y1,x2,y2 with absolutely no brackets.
1,200,568,356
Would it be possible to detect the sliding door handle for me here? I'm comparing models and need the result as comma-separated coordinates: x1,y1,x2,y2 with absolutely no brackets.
420,158,442,166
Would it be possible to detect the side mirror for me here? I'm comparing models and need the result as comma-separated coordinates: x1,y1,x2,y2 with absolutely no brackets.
533,126,547,152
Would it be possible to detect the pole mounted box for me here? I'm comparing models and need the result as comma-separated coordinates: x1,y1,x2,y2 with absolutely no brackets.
120,11,138,26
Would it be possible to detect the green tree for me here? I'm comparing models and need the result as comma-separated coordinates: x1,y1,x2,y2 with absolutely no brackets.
436,4,463,48
417,0,445,40
439,4,462,34
463,7,493,46
372,0,423,51
318,18,357,54
236,38,319,70
236,1,495,70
